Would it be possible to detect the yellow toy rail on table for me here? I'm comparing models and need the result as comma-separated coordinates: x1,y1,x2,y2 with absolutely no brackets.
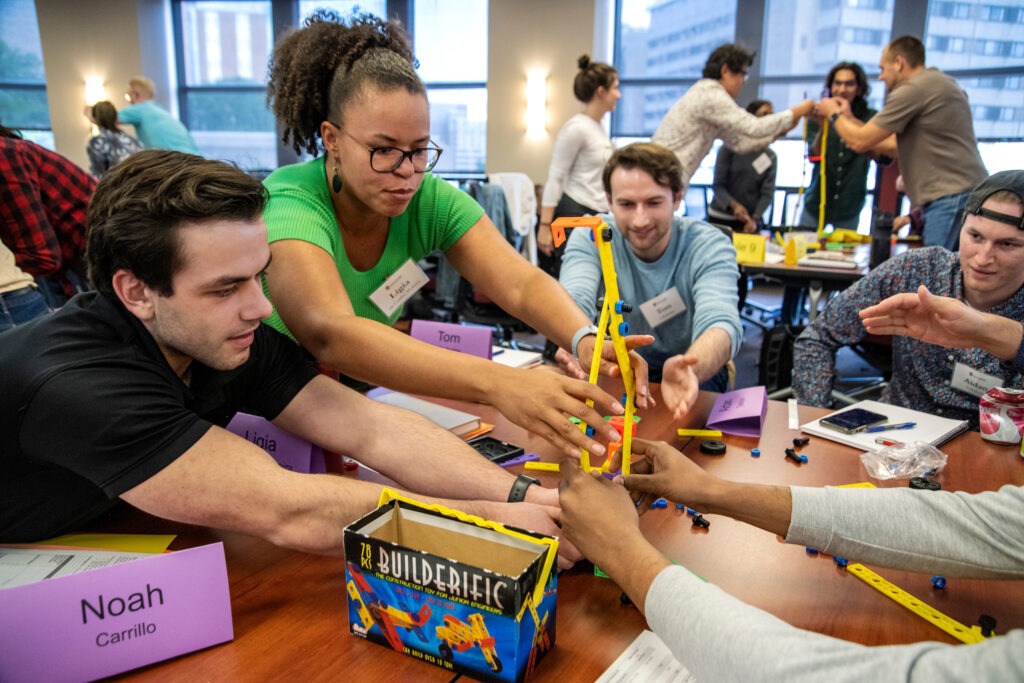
550,216,636,475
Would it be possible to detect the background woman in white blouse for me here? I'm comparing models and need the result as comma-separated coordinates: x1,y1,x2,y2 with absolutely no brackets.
537,55,620,278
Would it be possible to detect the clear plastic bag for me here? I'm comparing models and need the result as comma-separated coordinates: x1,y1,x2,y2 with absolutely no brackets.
859,441,948,480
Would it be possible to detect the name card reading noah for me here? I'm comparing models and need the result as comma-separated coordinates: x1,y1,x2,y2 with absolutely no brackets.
0,544,233,683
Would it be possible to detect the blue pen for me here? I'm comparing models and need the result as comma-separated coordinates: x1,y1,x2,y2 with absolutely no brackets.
866,422,916,433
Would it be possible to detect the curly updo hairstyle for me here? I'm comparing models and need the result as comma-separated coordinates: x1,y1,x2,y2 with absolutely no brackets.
267,9,425,156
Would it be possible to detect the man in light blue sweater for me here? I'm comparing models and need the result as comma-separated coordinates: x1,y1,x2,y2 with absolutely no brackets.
559,142,742,419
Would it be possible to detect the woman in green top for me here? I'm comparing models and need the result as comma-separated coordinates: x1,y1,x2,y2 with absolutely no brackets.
262,10,653,458
798,62,880,230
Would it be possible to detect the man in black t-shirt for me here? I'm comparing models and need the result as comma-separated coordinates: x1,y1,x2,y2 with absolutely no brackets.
0,150,577,566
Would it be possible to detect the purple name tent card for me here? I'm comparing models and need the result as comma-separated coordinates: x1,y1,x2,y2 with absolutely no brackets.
706,386,768,437
226,412,326,474
0,543,233,682
410,319,492,359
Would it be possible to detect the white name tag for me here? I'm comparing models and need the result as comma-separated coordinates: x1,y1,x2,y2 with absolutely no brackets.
751,152,772,175
640,288,686,328
368,258,429,318
950,362,1002,398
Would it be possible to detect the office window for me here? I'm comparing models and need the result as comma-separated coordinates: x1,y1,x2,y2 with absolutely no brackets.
176,1,275,170
414,0,487,173
612,0,737,139
299,1,387,19
762,0,893,75
925,0,1024,138
0,0,52,147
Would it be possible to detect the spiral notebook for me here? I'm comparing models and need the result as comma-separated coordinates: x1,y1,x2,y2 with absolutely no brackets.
800,400,969,452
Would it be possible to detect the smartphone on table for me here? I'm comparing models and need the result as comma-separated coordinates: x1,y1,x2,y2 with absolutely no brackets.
468,436,525,463
819,407,888,434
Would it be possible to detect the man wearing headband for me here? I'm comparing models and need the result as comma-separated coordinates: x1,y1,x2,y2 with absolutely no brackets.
793,171,1024,428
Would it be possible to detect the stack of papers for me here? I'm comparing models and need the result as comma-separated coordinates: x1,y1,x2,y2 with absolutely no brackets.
797,252,860,269
369,390,483,437
491,345,543,368
801,400,969,452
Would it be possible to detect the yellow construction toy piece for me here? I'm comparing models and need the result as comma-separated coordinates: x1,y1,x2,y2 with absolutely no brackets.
846,563,990,644
551,216,637,475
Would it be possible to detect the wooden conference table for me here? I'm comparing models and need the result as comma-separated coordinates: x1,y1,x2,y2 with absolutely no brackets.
106,378,1023,681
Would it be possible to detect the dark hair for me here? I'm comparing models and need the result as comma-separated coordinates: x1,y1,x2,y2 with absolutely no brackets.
573,54,617,103
0,121,22,139
603,142,683,197
86,150,267,297
267,9,423,156
702,44,755,80
91,101,120,132
886,35,925,68
746,99,771,115
825,62,870,117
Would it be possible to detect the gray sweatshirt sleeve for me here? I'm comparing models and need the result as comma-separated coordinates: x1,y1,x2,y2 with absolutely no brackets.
645,564,1024,682
786,485,1024,579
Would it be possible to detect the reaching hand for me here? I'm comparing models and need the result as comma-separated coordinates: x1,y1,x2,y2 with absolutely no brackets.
553,346,587,380
558,460,641,566
859,285,983,350
620,439,714,509
494,500,581,570
489,366,626,459
659,354,701,420
577,334,656,409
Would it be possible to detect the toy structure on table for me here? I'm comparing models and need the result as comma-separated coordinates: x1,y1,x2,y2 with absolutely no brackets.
551,216,637,475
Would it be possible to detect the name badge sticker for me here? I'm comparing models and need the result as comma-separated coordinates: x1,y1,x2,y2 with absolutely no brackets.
639,287,686,328
950,362,1002,398
368,258,429,318
751,152,772,175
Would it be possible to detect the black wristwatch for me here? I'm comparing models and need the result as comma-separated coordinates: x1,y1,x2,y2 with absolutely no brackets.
829,111,841,124
507,474,540,502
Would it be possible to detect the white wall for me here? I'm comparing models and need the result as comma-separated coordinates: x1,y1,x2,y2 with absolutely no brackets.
486,0,599,184
35,0,173,170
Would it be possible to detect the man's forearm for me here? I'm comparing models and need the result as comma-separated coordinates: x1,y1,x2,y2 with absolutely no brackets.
685,327,733,382
699,479,793,538
978,314,1023,362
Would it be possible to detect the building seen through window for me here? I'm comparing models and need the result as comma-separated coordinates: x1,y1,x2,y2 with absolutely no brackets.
0,0,53,148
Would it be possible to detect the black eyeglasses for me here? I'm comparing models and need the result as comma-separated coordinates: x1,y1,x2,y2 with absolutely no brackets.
330,123,443,173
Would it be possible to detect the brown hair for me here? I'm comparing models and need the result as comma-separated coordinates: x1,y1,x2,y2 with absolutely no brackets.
602,143,684,197
86,150,266,297
573,54,617,103
885,36,926,68
91,101,120,132
267,9,423,156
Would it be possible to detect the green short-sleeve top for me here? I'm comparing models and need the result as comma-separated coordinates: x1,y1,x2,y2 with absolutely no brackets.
261,157,484,332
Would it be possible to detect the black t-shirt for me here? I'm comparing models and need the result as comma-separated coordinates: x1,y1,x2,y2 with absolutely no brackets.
0,292,319,541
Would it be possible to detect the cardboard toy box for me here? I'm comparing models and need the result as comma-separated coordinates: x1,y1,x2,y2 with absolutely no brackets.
344,491,558,683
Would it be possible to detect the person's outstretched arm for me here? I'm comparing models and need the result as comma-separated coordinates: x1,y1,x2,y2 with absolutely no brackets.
861,285,1023,365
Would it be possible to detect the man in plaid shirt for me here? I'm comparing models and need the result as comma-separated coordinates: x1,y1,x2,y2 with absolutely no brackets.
0,129,96,306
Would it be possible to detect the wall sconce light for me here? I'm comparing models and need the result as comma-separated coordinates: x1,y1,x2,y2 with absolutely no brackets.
526,70,547,138
84,77,107,106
